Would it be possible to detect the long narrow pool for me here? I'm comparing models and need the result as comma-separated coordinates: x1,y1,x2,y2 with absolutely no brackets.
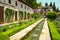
20,20,45,40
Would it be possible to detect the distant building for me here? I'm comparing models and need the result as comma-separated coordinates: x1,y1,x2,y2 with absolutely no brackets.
34,6,53,16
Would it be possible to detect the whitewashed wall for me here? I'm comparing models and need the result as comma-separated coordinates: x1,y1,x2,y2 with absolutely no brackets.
0,0,34,22
0,0,34,13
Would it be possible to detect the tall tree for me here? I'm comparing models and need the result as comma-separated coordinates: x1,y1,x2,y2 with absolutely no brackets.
53,2,56,11
49,2,52,7
45,2,48,6
56,7,59,12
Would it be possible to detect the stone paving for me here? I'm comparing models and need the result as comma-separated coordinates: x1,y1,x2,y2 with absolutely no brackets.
0,21,19,27
10,18,44,40
39,19,51,40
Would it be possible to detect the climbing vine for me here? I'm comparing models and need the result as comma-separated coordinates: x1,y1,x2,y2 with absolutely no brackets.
5,8,14,22
27,13,30,19
19,11,23,20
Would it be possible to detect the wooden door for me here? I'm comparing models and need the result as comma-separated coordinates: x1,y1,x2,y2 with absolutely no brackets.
15,11,17,21
0,6,4,24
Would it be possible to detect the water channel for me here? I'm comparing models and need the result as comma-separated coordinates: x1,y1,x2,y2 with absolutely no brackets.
20,20,45,40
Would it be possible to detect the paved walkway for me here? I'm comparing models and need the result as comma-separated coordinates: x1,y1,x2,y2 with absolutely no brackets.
10,18,44,40
39,19,51,40
0,21,19,27
0,20,29,27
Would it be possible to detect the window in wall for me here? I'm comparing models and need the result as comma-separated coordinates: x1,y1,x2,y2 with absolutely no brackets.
8,0,11,4
25,6,26,9
15,1,17,6
21,4,23,8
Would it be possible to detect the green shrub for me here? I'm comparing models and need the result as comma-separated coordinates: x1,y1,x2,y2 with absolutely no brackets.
31,12,41,19
46,11,57,20
48,20,60,40
0,33,9,40
53,21,60,28
0,23,17,32
0,25,9,32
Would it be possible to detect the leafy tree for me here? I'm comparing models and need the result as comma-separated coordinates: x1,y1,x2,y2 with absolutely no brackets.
24,0,38,8
49,2,52,7
45,2,48,6
38,2,42,7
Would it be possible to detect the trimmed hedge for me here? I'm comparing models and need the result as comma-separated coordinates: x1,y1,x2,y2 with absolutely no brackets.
46,11,57,20
48,20,60,40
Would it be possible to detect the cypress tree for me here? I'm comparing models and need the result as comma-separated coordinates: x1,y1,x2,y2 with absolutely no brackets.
53,2,56,11
45,2,48,6
49,2,52,7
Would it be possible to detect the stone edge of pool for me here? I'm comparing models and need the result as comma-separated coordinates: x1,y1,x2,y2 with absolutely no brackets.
10,18,44,40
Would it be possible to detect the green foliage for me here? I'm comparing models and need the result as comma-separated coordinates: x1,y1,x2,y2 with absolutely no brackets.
0,33,9,40
53,20,60,34
49,2,53,7
5,8,14,22
2,19,39,37
48,20,60,40
53,2,56,11
56,8,59,12
53,21,60,28
38,2,42,7
0,25,9,32
46,11,57,19
31,12,41,19
45,2,48,6
19,11,23,20
24,0,38,8
0,23,19,33
27,13,30,19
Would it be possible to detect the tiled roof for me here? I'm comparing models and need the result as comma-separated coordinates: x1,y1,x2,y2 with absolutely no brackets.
38,6,53,9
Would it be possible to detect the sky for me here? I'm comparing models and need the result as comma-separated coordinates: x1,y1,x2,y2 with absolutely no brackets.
37,0,60,10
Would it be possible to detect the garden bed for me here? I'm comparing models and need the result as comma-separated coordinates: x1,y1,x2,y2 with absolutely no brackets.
48,19,60,40
0,19,40,40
